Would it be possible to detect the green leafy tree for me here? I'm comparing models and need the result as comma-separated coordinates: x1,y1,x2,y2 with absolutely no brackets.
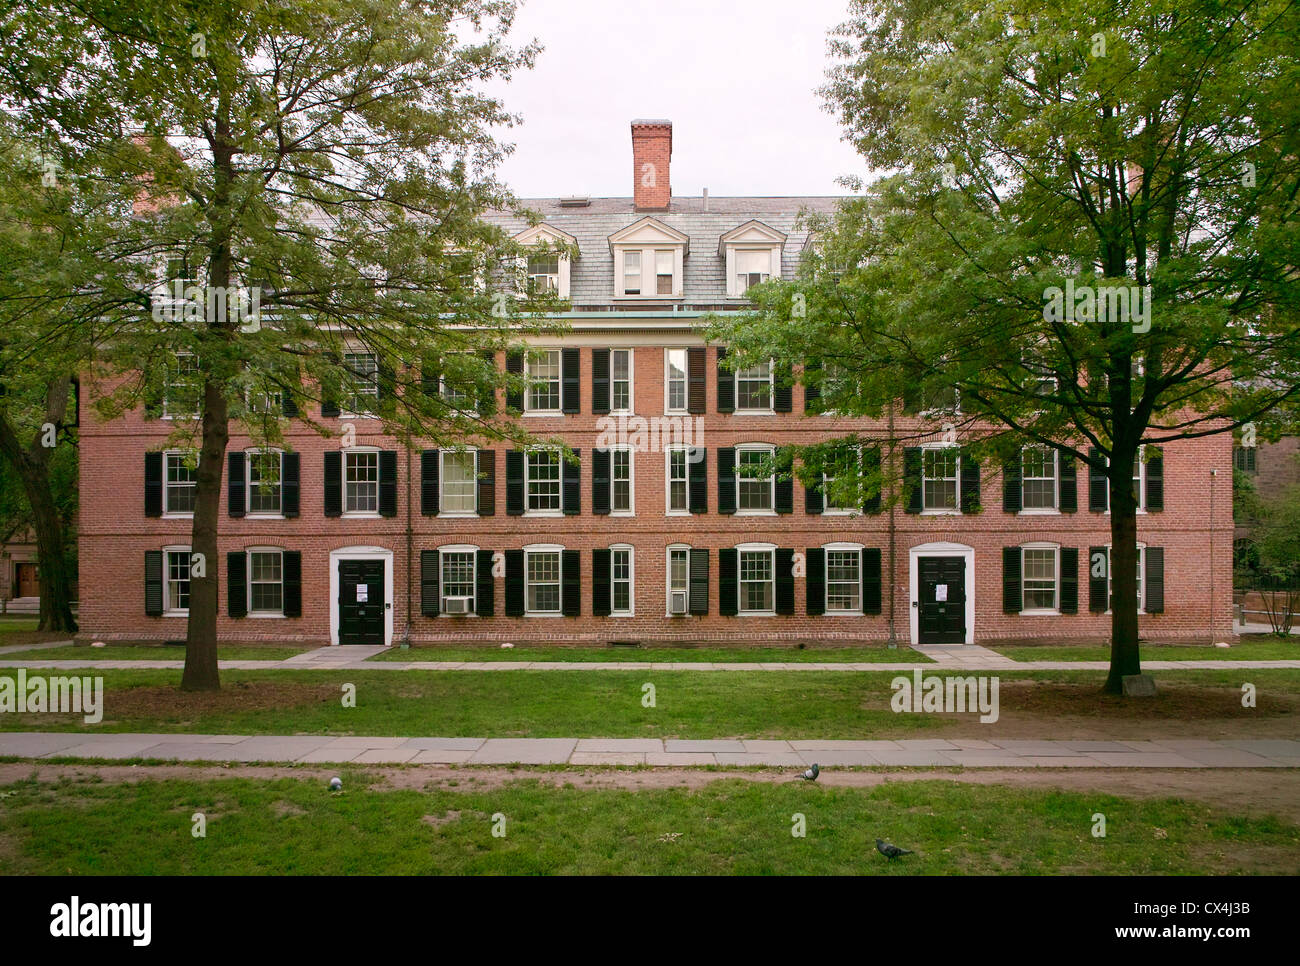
2,0,557,688
709,0,1300,691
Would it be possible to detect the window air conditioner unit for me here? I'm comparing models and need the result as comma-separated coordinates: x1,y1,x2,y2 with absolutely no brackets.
669,591,688,615
444,596,472,614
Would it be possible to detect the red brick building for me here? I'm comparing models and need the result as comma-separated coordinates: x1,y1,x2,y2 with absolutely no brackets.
77,120,1235,648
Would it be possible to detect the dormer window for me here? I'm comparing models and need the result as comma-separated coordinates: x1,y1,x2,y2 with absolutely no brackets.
513,224,575,300
720,221,785,298
608,217,689,299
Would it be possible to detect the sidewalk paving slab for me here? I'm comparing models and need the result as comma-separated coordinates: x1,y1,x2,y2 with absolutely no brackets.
469,738,577,764
574,738,664,753
664,739,747,753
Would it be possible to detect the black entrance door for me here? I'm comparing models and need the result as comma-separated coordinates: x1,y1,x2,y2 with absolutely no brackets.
338,560,385,645
918,556,966,644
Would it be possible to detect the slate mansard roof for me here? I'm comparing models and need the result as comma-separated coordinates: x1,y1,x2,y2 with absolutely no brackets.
486,195,845,307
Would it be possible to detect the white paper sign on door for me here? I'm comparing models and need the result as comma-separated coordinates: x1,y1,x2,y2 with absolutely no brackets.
935,584,948,602
356,585,369,603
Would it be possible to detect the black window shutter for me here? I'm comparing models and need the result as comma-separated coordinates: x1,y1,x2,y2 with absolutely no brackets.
862,448,882,514
863,548,882,614
775,450,794,514
563,449,581,515
715,347,734,413
476,549,494,616
773,362,793,413
1060,547,1079,614
960,449,981,513
144,550,163,616
280,391,299,417
562,549,581,616
1145,547,1164,613
282,453,300,517
1059,454,1077,512
505,451,524,515
806,548,825,615
775,548,796,614
1088,449,1107,512
719,548,739,616
1088,546,1108,612
420,549,439,617
688,548,709,615
321,350,342,417
143,378,163,419
420,354,440,398
591,349,611,415
280,551,302,617
505,550,525,616
1003,457,1022,513
227,551,247,618
323,452,342,517
561,347,580,413
687,347,706,414
805,475,824,514
592,549,612,616
1145,447,1163,511
477,349,497,416
688,447,707,513
144,452,163,517
803,360,822,413
378,450,398,517
421,450,439,516
717,447,737,514
477,450,495,516
376,357,396,415
505,350,524,411
903,447,922,513
592,448,611,515
1002,547,1022,613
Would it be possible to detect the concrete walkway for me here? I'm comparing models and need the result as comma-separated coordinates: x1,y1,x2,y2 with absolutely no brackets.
1,731,1296,768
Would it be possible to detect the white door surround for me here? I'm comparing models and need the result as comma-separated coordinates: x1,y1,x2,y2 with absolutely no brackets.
908,541,975,645
328,546,394,646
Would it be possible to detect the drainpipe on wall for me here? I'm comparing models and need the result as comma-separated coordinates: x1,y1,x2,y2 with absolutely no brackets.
1209,468,1216,646
403,446,412,648
887,406,898,648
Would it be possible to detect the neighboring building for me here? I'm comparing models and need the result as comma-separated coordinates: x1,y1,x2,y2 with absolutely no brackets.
77,120,1235,647
1,529,39,604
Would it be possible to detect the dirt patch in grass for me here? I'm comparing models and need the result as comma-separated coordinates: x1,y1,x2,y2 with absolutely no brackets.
99,680,339,724
271,800,306,817
0,631,69,648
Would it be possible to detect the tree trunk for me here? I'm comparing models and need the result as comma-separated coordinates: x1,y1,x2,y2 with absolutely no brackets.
180,381,229,691
0,378,78,633
1105,447,1143,694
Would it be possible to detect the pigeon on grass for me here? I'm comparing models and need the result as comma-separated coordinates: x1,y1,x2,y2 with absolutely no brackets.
800,763,820,782
876,838,913,860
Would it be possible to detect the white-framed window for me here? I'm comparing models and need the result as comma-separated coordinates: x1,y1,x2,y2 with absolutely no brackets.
736,444,775,514
735,360,774,412
611,446,633,514
247,450,282,516
666,447,689,514
1023,350,1057,398
440,450,478,516
738,544,775,615
163,353,201,418
1104,544,1146,614
922,445,959,512
342,350,379,416
439,355,477,414
164,451,197,515
525,349,562,413
823,446,863,515
622,250,642,296
824,543,863,614
512,224,575,299
734,249,772,294
526,253,560,294
440,547,477,614
248,548,284,615
610,545,634,616
1021,446,1059,512
1021,544,1059,613
667,545,691,615
344,449,379,514
609,219,688,298
1104,447,1147,512
654,250,674,296
526,449,562,514
665,348,688,413
525,546,563,615
163,546,191,615
611,349,633,412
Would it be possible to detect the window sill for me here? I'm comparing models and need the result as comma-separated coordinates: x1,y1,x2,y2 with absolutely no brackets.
1103,509,1148,515
342,512,382,520
921,509,962,516
163,611,189,618
736,509,776,517
1019,608,1060,617
734,409,775,416
162,513,194,520
610,611,635,618
339,413,380,420
738,610,777,618
825,610,865,617
823,509,859,517
524,611,565,618
522,411,563,417
437,612,479,618
246,513,285,521
524,510,564,518
247,612,287,619
611,510,635,518
666,509,691,517
1018,508,1061,516
438,511,478,519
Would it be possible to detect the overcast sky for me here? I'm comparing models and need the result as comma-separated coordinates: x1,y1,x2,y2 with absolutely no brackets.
483,0,867,199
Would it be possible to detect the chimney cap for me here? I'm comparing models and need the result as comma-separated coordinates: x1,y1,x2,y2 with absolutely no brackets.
631,118,672,126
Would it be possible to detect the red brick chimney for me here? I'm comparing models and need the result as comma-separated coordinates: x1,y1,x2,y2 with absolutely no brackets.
631,120,672,211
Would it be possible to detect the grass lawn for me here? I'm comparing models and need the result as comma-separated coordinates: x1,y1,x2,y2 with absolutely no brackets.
1,667,1295,740
0,644,311,662
0,773,1293,874
368,644,931,663
0,618,64,650
996,638,1300,662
